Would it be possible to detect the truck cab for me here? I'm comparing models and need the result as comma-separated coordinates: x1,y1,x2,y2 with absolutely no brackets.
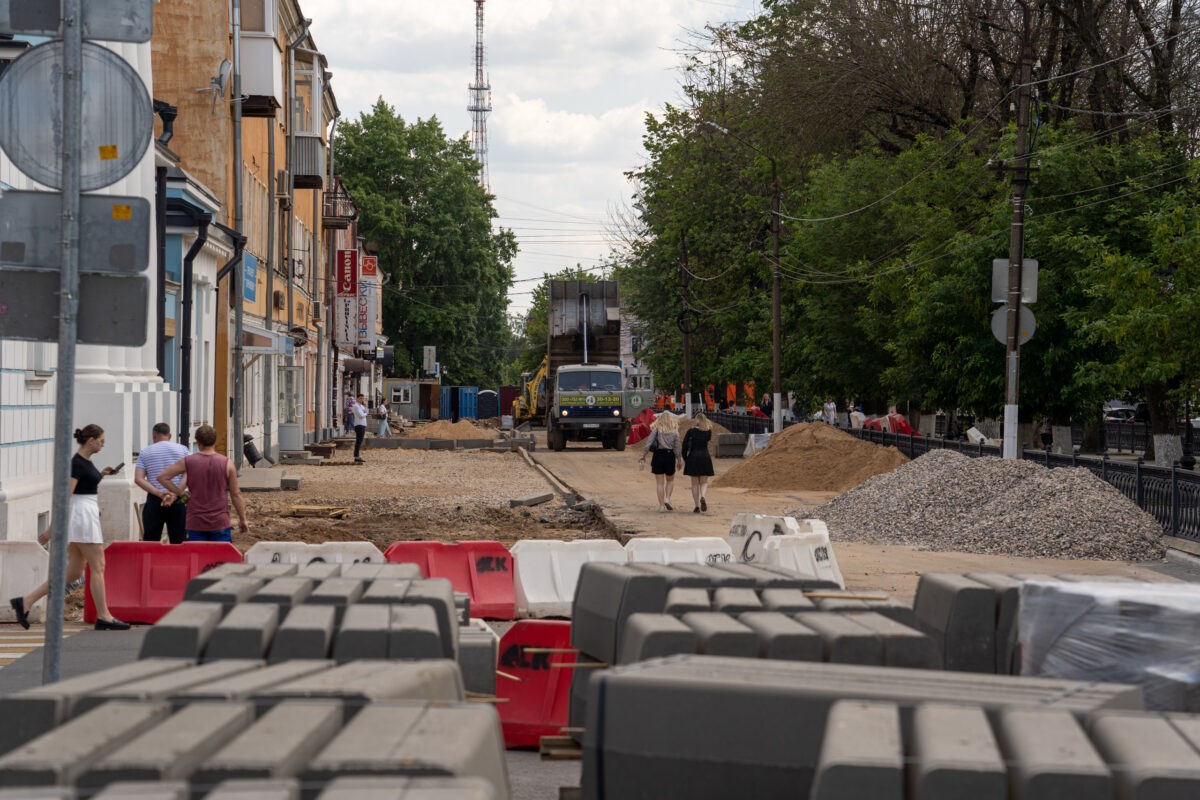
547,364,627,451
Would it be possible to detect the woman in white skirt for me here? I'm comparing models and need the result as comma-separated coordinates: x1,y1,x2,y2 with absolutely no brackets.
9,424,130,631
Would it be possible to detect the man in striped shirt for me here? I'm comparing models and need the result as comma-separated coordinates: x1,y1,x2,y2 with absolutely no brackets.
134,422,190,544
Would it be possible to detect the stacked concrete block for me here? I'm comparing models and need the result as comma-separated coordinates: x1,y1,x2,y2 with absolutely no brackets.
171,660,334,705
204,603,281,661
0,659,190,755
387,605,445,660
994,708,1113,798
340,563,423,581
618,614,697,664
811,592,917,627
913,573,996,672
190,700,344,786
297,562,342,581
794,612,884,665
663,587,710,615
269,605,339,662
204,779,299,799
304,577,367,623
315,776,496,799
183,563,256,599
251,576,317,608
243,563,299,580
333,604,391,661
680,612,759,658
908,703,1006,798
195,576,268,613
390,579,458,658
138,602,225,659
713,563,838,590
669,564,757,587
252,660,464,715
810,700,903,800
846,612,938,669
458,620,499,696
964,572,1026,675
91,782,188,799
712,587,763,615
1088,711,1200,797
627,563,712,587
73,660,264,715
759,588,816,613
570,563,668,665
737,612,823,662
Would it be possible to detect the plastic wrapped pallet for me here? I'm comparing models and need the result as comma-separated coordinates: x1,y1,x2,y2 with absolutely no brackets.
1019,580,1200,710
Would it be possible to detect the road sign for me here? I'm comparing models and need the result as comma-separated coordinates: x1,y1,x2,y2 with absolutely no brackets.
423,346,437,375
991,258,1038,303
0,40,152,191
0,190,149,273
0,269,147,344
0,0,153,42
991,305,1036,346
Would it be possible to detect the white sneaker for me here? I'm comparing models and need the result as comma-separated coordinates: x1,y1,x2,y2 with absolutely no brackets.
658,504,666,513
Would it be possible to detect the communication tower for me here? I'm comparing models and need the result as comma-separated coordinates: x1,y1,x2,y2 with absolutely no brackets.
468,0,492,190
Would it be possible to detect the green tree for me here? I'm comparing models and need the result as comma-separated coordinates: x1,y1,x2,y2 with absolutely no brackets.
334,99,517,386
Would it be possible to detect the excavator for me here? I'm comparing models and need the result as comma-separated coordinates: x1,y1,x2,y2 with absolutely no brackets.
512,355,550,426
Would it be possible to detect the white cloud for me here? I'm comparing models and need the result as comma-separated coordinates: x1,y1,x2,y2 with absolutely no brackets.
304,0,763,313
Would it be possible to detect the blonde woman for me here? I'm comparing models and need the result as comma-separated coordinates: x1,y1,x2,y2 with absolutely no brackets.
10,424,129,631
683,412,715,513
638,412,683,512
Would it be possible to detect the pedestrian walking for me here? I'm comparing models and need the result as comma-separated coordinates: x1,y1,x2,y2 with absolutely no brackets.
9,424,130,631
351,393,369,462
156,425,248,542
133,422,190,544
376,397,391,438
823,397,838,426
343,393,355,435
638,412,683,512
682,413,715,513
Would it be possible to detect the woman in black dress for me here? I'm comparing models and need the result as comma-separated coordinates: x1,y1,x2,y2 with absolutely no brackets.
683,413,715,513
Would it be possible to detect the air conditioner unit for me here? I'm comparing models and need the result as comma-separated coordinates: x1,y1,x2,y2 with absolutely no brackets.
312,301,323,319
273,290,285,310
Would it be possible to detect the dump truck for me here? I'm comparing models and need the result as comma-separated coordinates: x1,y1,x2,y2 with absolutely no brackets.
543,280,629,451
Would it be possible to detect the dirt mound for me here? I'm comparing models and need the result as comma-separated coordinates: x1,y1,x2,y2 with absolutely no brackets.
409,419,500,440
713,423,908,492
805,450,1165,561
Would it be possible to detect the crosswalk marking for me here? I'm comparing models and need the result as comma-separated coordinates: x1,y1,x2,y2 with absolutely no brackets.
0,625,89,668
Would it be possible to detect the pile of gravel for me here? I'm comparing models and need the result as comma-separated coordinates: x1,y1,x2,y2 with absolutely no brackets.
800,450,1165,561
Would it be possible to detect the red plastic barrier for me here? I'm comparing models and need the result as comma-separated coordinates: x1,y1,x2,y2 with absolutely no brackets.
863,416,883,432
384,540,516,619
496,620,576,747
627,422,652,446
887,412,919,436
84,541,243,624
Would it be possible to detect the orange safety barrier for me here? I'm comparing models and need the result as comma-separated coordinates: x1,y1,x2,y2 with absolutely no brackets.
495,620,576,748
383,540,516,619
84,541,243,624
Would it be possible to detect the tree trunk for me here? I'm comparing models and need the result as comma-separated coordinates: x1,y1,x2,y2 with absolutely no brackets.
1144,380,1176,461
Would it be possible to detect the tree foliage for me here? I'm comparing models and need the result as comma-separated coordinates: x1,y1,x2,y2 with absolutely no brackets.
334,100,517,385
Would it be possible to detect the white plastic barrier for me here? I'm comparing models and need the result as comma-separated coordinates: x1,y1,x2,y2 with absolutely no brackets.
245,541,384,566
726,513,813,564
850,411,867,429
624,537,734,566
762,528,845,589
511,539,627,618
0,542,49,623
743,433,772,458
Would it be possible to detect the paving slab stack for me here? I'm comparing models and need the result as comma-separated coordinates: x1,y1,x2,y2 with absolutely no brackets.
575,654,1195,800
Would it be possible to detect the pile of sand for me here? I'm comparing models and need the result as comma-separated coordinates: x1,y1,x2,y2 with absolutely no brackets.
410,419,501,440
712,423,908,492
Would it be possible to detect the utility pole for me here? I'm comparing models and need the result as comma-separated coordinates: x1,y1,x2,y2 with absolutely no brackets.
681,236,692,417
770,158,783,435
1002,0,1033,460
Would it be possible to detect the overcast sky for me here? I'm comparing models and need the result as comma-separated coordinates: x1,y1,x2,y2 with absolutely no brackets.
304,0,762,315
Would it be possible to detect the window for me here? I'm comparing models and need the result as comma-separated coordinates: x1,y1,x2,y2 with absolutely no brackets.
293,52,319,135
240,0,268,33
392,387,412,405
558,371,622,392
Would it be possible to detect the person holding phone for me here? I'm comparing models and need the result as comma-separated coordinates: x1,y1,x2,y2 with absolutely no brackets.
134,422,190,544
9,424,130,631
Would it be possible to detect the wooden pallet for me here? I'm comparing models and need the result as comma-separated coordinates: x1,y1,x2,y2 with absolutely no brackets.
539,735,583,761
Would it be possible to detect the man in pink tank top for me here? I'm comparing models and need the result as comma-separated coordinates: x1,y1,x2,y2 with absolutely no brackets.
157,424,249,542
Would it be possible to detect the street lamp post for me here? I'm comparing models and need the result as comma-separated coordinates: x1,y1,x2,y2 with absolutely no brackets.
1182,397,1195,470
704,120,784,434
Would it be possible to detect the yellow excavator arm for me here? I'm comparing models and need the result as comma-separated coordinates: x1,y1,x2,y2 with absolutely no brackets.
513,355,550,423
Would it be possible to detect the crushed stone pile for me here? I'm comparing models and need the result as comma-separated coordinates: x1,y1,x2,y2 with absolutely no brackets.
408,419,500,440
713,423,908,492
803,450,1165,561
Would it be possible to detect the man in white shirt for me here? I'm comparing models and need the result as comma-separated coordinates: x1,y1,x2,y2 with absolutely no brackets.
134,422,191,543
352,393,369,462
823,398,838,426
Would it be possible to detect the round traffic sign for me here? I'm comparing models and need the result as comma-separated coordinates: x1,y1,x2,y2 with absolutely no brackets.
0,40,152,191
990,305,1036,345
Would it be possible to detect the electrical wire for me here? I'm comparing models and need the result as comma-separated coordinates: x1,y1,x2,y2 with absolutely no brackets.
1021,25,1200,89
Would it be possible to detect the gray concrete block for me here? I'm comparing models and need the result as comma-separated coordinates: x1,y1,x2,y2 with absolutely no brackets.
399,438,431,450
269,605,338,663
913,573,996,672
251,576,317,608
737,612,823,661
0,701,170,787
334,604,391,662
400,579,458,659
458,621,499,696
510,492,553,507
0,789,73,799
204,779,300,800
712,563,820,589
669,564,756,587
297,562,342,581
389,604,444,660
305,577,367,622
712,587,763,615
90,782,188,799
204,603,281,661
618,614,697,664
74,659,264,715
454,592,471,626
812,592,915,626
571,563,669,664
359,578,413,605
314,776,496,799
626,563,711,588
254,660,464,714
191,700,343,785
0,659,190,755
184,563,256,599
247,563,300,579
966,572,1025,675
457,438,494,450
759,588,816,613
995,708,1112,799
77,702,254,789
1089,711,1200,798
663,587,710,615
680,612,758,658
341,562,422,581
811,700,902,800
908,703,1006,800
793,612,883,665
170,660,333,705
138,601,225,659
301,702,509,797
845,612,938,669
197,576,268,613
427,438,454,451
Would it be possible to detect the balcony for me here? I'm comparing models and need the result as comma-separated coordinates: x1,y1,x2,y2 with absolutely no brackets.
322,187,357,229
239,33,282,118
292,133,325,189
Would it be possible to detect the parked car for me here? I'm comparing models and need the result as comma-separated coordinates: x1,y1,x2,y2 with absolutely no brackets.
1103,401,1149,423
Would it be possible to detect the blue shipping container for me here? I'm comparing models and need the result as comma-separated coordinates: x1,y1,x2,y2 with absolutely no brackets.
438,386,479,420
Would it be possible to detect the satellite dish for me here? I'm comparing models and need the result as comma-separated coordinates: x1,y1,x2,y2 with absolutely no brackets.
213,60,232,96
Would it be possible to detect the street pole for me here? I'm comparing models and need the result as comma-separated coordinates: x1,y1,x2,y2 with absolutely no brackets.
770,158,783,435
44,0,84,684
681,236,692,418
232,0,245,468
1002,0,1033,460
